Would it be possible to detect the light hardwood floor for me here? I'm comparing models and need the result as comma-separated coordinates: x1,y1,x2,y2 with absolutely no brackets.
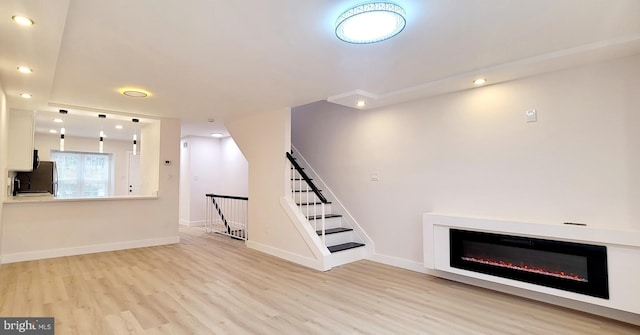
0,226,638,334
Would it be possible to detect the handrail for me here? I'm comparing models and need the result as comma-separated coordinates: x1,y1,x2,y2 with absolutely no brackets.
286,152,328,204
206,193,248,201
206,193,248,240
207,195,231,234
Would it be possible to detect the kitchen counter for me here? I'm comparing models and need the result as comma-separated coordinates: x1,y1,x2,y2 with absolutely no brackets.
4,194,158,204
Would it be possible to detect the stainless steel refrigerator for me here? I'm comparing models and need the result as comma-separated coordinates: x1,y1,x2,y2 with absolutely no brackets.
15,161,57,195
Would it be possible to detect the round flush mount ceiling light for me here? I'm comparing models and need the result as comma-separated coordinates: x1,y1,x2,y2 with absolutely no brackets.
119,88,150,98
20,93,32,99
123,90,148,97
335,2,406,44
356,100,366,107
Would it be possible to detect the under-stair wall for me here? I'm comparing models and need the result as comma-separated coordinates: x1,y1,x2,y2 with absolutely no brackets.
226,109,324,270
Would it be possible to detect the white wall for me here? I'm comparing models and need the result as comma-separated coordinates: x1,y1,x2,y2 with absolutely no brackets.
179,136,248,226
0,81,7,262
292,55,640,265
35,133,136,196
1,118,181,262
140,121,161,196
179,138,192,224
227,109,317,264
219,137,249,197
180,136,220,226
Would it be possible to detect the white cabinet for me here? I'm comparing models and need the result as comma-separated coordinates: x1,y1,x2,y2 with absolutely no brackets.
8,109,35,171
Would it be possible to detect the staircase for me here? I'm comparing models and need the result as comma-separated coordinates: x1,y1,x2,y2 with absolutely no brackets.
287,152,366,267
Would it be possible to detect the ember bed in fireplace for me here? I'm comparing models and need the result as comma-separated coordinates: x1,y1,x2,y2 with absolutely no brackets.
450,229,609,299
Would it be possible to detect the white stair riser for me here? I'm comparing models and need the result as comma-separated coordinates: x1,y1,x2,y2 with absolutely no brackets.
319,231,356,246
326,245,366,269
297,203,332,215
308,216,343,230
293,192,324,203
291,182,316,192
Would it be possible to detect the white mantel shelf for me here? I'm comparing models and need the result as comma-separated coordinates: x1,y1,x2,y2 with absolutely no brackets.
423,213,640,320
426,213,640,248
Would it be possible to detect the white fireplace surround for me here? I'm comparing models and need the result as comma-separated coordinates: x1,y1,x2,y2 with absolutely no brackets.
423,213,640,319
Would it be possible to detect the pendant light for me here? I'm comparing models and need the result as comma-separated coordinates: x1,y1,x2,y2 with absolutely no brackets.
132,118,139,155
60,127,65,151
98,114,106,153
59,110,67,151
99,131,104,153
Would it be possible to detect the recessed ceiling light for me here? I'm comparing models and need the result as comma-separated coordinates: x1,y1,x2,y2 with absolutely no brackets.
356,100,366,107
12,15,34,26
17,66,33,74
120,88,150,98
49,129,57,134
473,78,487,85
115,125,123,129
20,93,32,99
53,118,63,123
210,133,223,138
336,2,406,44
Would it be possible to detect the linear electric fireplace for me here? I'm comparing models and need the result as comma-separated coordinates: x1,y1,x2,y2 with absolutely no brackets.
450,229,609,299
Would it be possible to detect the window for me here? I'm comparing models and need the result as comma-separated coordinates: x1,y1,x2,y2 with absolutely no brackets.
51,151,113,198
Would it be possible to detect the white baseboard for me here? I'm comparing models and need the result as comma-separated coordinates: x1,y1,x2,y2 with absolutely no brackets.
247,240,324,271
1,236,181,264
179,219,206,227
369,253,428,274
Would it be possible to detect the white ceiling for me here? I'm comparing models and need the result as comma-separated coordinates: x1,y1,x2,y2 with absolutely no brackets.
1,0,640,138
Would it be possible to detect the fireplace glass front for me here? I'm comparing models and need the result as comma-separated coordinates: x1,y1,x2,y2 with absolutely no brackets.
449,229,609,299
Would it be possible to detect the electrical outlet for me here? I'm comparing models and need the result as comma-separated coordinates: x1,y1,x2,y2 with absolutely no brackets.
371,172,380,181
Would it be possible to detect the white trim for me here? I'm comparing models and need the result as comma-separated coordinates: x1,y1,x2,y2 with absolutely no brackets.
280,197,330,261
1,236,181,264
179,219,206,227
369,253,428,274
246,240,325,271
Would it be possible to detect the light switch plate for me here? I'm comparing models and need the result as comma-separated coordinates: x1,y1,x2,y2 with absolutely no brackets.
526,109,537,123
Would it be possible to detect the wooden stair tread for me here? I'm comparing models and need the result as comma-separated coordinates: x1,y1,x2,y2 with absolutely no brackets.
316,227,353,235
307,214,342,220
328,242,365,253
297,201,331,205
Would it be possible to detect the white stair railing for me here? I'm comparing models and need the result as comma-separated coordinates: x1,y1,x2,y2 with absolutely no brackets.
205,193,248,240
286,152,326,245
